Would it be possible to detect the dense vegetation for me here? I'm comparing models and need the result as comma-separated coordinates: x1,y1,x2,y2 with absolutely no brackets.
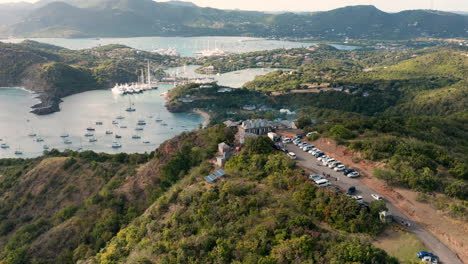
86,136,395,264
1,0,467,39
169,46,468,207
0,125,235,264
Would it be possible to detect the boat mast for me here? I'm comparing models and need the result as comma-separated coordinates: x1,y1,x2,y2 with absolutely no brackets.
147,60,151,85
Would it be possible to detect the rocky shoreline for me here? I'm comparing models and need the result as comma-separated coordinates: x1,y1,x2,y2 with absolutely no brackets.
30,94,61,115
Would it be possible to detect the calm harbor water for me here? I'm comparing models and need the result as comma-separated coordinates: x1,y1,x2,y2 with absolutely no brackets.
0,36,356,56
0,37,356,158
0,66,279,158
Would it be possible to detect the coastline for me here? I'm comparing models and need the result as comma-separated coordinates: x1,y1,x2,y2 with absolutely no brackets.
193,109,211,128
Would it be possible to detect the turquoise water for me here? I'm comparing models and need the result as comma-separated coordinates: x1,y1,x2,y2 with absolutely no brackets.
1,36,356,56
0,66,281,158
0,85,202,158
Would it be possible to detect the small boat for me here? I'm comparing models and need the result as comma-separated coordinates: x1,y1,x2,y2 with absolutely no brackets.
125,107,136,112
95,121,103,125
120,125,127,129
155,118,163,122
161,123,168,126
89,137,97,143
105,131,113,135
116,116,125,120
14,150,23,155
28,133,37,137
137,120,146,126
43,145,49,150
143,141,150,144
115,135,122,139
132,135,141,139
1,143,10,149
60,133,69,138
77,147,83,152
87,127,95,131
135,127,144,131
147,115,154,118
84,132,94,137
112,121,119,125
111,142,122,149
36,137,44,142
64,139,72,144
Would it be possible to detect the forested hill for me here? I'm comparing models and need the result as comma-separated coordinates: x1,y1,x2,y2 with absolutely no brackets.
0,0,467,39
0,126,397,264
0,40,180,115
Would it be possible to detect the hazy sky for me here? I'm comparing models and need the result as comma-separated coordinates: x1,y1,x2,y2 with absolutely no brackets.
1,0,467,12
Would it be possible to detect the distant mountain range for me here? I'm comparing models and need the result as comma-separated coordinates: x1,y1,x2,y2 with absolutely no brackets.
0,0,466,39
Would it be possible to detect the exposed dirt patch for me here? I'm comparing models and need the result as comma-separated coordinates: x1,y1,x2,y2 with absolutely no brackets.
311,137,468,262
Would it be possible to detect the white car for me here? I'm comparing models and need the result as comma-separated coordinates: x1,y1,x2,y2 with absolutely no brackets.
287,152,297,160
323,158,335,166
282,138,292,143
317,155,329,162
328,161,341,168
347,171,360,178
334,165,346,171
348,195,363,200
371,194,383,200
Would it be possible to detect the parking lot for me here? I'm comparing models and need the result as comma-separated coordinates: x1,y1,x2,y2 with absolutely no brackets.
280,136,463,264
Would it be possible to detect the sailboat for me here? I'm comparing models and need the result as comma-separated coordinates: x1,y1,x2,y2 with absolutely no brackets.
126,98,136,112
155,113,163,122
14,147,23,155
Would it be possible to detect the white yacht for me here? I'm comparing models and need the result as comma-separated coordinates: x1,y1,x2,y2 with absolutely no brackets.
64,139,72,144
60,133,69,138
43,145,49,150
111,142,122,149
89,137,98,143
1,143,10,149
84,132,94,137
132,135,141,139
105,130,113,135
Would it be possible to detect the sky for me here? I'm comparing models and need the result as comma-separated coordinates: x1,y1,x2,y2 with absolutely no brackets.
0,0,467,12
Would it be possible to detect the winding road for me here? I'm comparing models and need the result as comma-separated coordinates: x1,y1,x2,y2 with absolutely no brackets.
283,138,463,264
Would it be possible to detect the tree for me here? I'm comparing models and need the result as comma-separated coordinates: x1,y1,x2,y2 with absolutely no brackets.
244,136,274,154
296,116,312,129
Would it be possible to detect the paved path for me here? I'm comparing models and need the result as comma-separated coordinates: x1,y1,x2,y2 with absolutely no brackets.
285,142,463,264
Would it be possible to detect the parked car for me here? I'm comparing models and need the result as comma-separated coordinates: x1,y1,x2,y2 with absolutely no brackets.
421,256,438,264
314,152,324,158
315,179,330,187
309,174,323,182
347,186,356,194
317,155,329,162
287,152,297,160
371,194,383,200
343,169,355,175
417,251,436,259
328,161,342,168
306,132,317,137
334,164,346,171
358,200,369,207
347,195,363,200
347,171,360,178
324,158,336,165
282,138,292,144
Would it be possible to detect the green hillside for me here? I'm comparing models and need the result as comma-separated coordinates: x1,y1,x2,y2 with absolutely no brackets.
1,0,467,39
0,40,179,114
0,127,397,264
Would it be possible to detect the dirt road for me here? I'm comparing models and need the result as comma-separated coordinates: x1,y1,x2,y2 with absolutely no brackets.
284,140,463,264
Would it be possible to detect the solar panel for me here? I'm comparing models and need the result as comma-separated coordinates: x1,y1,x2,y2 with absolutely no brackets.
204,174,217,183
214,169,226,178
